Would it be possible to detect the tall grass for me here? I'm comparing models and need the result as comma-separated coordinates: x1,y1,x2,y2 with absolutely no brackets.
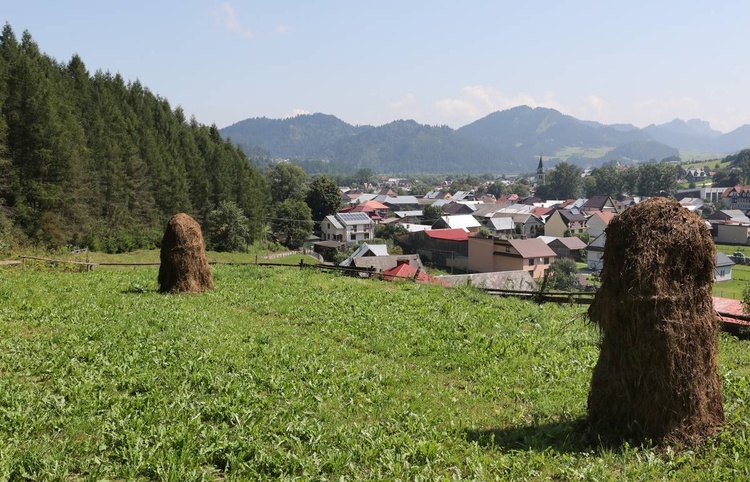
1,264,750,479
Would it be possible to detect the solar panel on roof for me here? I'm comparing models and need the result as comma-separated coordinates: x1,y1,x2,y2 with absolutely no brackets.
339,212,371,223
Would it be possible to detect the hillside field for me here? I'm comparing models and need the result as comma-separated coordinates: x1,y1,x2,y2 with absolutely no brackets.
2,264,750,479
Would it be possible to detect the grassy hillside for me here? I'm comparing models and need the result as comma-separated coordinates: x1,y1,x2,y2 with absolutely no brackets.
2,265,750,479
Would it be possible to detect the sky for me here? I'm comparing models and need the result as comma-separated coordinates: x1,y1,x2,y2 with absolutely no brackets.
5,1,750,133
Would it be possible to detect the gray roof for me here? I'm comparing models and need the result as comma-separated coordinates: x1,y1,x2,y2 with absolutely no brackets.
472,204,505,218
435,215,481,229
377,195,419,205
720,210,750,223
716,252,736,267
548,236,587,250
395,210,423,218
494,212,543,224
340,243,390,266
325,214,344,230
488,217,515,231
337,212,373,225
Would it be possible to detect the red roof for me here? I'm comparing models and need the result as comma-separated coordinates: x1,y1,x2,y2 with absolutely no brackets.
531,206,553,217
382,262,443,285
714,297,750,329
350,200,390,213
424,228,469,241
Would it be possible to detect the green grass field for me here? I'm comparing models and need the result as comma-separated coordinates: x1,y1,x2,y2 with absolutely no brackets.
552,146,613,161
2,263,750,479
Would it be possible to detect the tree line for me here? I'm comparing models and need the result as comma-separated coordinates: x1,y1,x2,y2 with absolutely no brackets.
0,24,270,252
536,161,680,200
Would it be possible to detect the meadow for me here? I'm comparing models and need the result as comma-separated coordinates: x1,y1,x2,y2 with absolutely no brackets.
2,263,750,479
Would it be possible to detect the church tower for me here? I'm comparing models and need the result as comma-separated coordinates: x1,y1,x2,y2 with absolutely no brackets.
536,156,545,185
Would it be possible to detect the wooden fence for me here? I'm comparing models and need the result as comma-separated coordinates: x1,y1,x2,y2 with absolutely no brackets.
10,255,750,335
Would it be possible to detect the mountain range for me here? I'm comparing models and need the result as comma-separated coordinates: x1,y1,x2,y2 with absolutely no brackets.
220,106,750,173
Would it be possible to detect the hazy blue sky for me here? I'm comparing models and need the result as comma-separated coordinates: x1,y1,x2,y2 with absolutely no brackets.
5,1,749,132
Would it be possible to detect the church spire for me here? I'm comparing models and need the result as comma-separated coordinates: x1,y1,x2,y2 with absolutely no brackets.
536,156,544,185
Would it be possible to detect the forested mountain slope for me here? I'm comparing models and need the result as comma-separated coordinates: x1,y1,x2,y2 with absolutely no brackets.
0,24,269,252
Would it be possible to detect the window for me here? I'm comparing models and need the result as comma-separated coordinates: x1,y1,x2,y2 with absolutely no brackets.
505,246,511,253
543,257,550,264
350,233,356,241
528,258,534,266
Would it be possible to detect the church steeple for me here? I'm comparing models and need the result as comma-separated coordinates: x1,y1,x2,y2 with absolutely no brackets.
536,156,544,185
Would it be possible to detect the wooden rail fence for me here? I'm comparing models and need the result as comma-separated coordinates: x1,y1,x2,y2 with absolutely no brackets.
10,255,750,334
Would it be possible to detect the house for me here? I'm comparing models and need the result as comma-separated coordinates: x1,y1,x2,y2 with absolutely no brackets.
715,252,735,282
352,254,424,274
396,228,469,272
450,191,473,202
676,186,726,204
686,167,707,182
424,190,450,200
722,185,750,212
377,195,420,211
492,212,544,239
393,210,424,224
468,236,557,278
487,217,515,239
715,223,750,245
587,233,606,272
442,202,476,216
581,195,618,214
438,271,537,291
544,209,588,238
471,203,506,222
708,210,750,243
382,260,442,285
432,215,482,232
586,211,617,239
339,243,389,267
320,212,375,244
678,198,704,212
708,210,750,224
542,236,587,261
345,200,391,220
343,191,377,206
530,206,554,220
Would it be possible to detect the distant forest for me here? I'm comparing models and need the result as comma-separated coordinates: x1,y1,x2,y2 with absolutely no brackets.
0,25,269,252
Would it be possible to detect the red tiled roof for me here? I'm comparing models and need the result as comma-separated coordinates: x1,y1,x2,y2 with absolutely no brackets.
383,263,443,285
350,200,390,213
424,228,469,241
531,206,553,217
714,297,750,328
714,297,743,315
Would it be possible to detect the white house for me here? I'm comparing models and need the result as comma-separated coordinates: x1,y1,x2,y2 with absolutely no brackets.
715,252,735,282
320,212,375,244
339,243,389,267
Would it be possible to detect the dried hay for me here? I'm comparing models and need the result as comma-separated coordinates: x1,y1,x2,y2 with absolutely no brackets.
587,197,723,445
158,213,214,294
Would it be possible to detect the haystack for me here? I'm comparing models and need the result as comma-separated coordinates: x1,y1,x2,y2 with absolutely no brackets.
587,197,723,444
158,213,214,294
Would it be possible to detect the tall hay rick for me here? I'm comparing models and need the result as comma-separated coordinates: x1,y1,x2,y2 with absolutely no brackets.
158,213,214,294
587,197,723,445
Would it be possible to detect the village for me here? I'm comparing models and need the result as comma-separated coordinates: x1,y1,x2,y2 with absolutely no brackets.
304,160,747,296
